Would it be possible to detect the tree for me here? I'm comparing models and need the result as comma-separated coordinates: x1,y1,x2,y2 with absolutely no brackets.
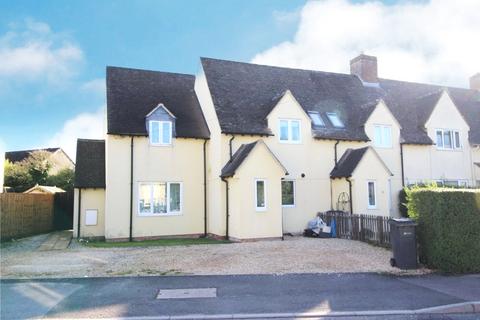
4,160,33,192
22,151,52,185
46,168,75,192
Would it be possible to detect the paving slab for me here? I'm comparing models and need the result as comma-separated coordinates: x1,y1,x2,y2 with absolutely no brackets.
37,231,72,251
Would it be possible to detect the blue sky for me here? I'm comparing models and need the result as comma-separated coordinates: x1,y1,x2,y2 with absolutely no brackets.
1,0,478,159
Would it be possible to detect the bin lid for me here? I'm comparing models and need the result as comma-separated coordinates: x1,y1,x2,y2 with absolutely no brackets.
389,218,417,225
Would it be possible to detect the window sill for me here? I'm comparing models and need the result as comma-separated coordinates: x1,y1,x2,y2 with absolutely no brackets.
367,207,377,210
149,143,173,147
255,208,267,212
279,140,302,144
282,205,295,208
138,212,182,217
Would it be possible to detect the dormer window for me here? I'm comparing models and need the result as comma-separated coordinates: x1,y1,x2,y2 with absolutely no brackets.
326,112,344,128
149,120,172,145
308,111,325,127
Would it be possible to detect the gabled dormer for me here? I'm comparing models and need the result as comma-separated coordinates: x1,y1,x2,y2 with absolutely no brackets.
364,99,401,149
145,103,176,146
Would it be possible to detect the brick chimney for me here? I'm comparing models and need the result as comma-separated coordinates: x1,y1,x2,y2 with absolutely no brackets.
470,73,480,90
350,54,378,83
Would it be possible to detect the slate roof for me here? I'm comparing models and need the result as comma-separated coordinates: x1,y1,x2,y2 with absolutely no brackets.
201,57,480,145
221,141,258,178
74,139,105,188
5,148,61,163
330,147,369,178
107,66,210,139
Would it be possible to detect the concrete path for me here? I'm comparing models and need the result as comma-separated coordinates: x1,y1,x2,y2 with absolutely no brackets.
1,273,479,319
37,230,72,251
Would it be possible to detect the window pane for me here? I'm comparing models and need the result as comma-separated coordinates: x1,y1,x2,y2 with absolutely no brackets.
454,131,460,148
150,122,160,144
368,182,376,207
139,184,152,214
162,122,172,144
279,120,289,141
152,183,167,213
282,181,294,206
444,131,452,148
327,113,344,128
291,121,300,141
309,112,324,126
256,180,265,208
374,126,382,146
384,126,392,147
169,183,181,212
436,131,443,148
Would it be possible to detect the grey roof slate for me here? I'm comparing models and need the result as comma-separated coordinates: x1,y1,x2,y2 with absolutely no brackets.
201,57,480,145
106,66,209,139
330,147,369,178
6,148,61,163
74,139,105,188
220,141,258,178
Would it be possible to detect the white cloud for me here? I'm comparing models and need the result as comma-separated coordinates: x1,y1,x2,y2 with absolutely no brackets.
47,107,105,161
253,0,480,88
0,18,83,86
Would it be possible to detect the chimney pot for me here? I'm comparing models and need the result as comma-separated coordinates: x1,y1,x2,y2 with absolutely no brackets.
350,54,378,83
470,73,480,90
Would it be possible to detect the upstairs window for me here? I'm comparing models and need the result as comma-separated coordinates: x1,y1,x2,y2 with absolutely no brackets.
326,112,344,128
435,129,460,150
279,119,301,143
374,125,392,148
149,121,172,145
308,111,325,127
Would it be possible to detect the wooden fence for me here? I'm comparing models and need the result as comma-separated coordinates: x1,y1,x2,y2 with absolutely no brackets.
318,211,391,247
0,193,55,240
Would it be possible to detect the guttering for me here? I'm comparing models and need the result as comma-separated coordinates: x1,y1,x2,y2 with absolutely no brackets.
202,139,208,237
129,136,134,242
77,188,82,238
400,143,405,187
228,135,235,159
221,177,229,240
346,177,353,214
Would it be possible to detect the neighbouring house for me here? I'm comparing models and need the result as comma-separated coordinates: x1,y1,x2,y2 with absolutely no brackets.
24,184,66,194
74,54,480,241
5,147,75,175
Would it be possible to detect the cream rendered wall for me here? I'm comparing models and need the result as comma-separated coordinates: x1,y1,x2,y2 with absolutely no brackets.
331,178,350,212
227,143,285,239
364,101,402,216
73,188,106,238
105,135,205,240
472,146,480,185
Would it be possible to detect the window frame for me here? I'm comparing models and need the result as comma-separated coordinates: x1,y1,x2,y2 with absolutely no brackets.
137,181,183,216
278,119,301,144
149,120,173,146
326,112,344,128
308,111,325,127
373,124,393,148
435,129,461,150
281,180,296,208
367,180,377,209
255,179,267,212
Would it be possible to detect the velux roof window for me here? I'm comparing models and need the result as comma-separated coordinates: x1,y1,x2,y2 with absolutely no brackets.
308,111,325,127
326,112,344,128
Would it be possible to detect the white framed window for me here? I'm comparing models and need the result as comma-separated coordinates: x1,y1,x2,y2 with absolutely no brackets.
85,209,98,226
374,125,392,148
308,111,325,127
255,179,267,211
149,120,172,145
367,181,377,209
138,182,182,216
278,119,301,143
281,180,295,207
326,112,344,128
435,129,460,150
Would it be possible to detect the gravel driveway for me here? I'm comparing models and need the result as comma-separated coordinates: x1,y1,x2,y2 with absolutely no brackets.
0,235,428,279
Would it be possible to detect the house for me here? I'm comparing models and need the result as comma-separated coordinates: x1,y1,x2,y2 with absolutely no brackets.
74,54,480,241
5,147,74,175
24,185,66,194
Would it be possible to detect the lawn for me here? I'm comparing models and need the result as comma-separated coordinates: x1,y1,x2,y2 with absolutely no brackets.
82,237,230,248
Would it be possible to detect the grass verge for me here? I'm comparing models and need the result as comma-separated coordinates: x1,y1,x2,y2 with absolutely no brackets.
81,237,230,248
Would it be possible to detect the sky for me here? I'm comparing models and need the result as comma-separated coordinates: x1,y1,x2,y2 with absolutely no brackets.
1,0,479,160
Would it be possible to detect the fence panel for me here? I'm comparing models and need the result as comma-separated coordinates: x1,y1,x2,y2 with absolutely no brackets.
0,193,54,240
318,211,391,247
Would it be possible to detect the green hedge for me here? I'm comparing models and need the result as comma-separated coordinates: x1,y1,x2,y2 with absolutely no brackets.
407,188,480,273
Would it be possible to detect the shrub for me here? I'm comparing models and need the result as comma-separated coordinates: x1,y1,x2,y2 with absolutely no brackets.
398,188,408,217
407,188,480,273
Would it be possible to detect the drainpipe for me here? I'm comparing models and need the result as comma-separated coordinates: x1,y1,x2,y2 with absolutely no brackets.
330,140,340,210
334,140,340,166
400,143,405,187
221,177,229,240
77,188,82,238
229,135,235,159
202,139,208,237
129,136,134,242
346,177,353,214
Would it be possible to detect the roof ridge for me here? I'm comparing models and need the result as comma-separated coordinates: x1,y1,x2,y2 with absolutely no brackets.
77,138,105,142
107,65,195,78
